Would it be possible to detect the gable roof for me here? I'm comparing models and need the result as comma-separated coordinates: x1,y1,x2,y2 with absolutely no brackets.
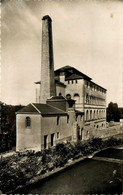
16,104,38,113
55,65,92,81
16,103,67,115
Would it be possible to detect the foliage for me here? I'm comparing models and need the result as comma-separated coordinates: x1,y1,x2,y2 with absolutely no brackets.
0,137,123,193
107,102,120,122
0,102,24,152
0,134,10,153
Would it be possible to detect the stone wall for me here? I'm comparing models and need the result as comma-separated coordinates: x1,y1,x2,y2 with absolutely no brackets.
41,115,73,149
16,114,41,151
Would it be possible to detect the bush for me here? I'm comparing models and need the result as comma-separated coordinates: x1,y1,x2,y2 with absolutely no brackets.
104,137,119,147
89,137,103,150
53,156,67,168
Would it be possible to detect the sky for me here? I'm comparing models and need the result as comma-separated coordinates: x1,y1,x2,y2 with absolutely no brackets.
1,0,123,106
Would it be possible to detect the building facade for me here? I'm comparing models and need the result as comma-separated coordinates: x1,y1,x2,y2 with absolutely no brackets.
16,15,107,151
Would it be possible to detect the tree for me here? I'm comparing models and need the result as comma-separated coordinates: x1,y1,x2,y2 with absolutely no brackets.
0,102,24,150
107,102,120,122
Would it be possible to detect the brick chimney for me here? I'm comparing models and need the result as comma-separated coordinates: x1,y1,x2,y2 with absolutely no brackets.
40,15,56,103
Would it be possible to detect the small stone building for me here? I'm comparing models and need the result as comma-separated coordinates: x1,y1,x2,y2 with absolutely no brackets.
16,96,84,151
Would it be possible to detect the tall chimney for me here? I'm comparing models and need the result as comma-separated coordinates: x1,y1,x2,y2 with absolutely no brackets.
40,15,56,103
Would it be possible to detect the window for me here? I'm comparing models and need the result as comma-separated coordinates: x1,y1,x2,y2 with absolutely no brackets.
59,93,62,96
68,81,70,84
86,110,89,121
66,94,71,99
56,132,60,139
90,110,92,120
44,135,48,149
51,133,55,147
93,110,95,119
26,117,31,127
86,94,89,104
97,110,98,118
72,80,73,84
76,80,78,84
67,115,69,123
73,93,80,103
57,116,60,125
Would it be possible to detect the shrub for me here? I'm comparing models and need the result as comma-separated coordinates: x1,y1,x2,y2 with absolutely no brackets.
53,156,67,168
104,137,119,147
89,137,103,150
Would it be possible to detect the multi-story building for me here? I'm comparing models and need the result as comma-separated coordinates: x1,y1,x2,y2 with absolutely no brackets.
16,15,107,151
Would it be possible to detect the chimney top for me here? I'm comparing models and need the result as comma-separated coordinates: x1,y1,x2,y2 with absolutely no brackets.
42,15,52,22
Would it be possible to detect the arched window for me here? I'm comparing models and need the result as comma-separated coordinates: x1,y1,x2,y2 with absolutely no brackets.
97,110,98,119
86,110,89,121
26,117,31,127
66,94,71,99
90,110,92,120
93,110,95,119
59,92,62,96
73,93,80,103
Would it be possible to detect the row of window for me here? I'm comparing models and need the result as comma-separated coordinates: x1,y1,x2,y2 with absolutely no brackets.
57,116,69,125
66,80,106,95
44,132,60,149
85,94,106,106
25,116,69,127
66,93,106,106
85,81,106,94
66,93,80,103
67,80,78,84
94,123,105,128
85,109,106,121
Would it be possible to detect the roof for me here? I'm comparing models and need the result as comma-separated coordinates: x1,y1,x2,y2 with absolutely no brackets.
34,66,106,90
16,104,38,113
66,73,86,80
16,103,67,115
55,80,66,87
75,110,84,115
55,65,92,81
47,96,76,104
47,96,67,101
55,66,106,91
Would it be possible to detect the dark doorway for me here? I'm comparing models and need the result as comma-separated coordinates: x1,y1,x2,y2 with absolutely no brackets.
51,133,55,147
44,135,48,149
